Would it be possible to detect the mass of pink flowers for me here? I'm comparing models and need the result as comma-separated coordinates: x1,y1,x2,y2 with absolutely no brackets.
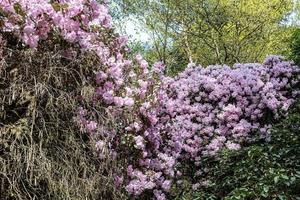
1,1,300,200
0,0,135,106
79,54,300,199
116,56,300,199
0,0,112,48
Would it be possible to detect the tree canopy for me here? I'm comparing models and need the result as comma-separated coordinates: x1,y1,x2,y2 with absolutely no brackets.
112,0,298,74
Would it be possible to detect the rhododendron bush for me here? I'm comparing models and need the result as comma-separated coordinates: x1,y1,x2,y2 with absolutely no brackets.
80,54,300,199
107,56,300,199
0,0,133,199
1,1,300,200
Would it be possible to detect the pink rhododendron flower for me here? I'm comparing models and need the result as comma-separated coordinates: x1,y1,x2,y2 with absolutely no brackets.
86,121,97,132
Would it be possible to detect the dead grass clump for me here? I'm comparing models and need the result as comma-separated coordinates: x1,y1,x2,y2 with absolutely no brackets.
0,33,126,200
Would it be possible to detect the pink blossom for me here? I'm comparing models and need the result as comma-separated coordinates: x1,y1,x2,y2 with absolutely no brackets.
134,136,145,149
123,97,134,107
114,97,124,107
86,121,97,132
161,180,172,191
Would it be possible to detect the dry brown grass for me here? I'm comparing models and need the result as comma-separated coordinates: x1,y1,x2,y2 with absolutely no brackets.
0,33,126,200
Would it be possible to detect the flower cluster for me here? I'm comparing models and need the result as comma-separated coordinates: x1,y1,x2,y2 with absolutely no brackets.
121,56,300,199
79,55,299,200
0,0,163,110
0,0,111,48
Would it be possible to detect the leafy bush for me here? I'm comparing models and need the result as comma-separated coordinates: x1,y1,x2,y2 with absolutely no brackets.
79,53,300,199
179,101,300,200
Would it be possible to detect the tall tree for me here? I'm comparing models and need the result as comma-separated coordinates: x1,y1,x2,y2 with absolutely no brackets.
111,0,295,72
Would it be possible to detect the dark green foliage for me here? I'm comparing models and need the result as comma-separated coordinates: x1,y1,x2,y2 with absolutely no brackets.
180,102,300,200
290,28,300,66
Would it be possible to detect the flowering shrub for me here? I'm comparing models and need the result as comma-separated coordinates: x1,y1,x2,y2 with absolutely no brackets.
0,0,169,198
0,0,133,105
0,1,132,199
79,54,300,199
0,0,161,145
0,0,112,48
115,56,300,199
1,1,300,200
181,101,300,199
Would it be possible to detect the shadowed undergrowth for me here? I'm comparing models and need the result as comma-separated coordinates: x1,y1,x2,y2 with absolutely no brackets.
176,102,300,200
0,35,126,200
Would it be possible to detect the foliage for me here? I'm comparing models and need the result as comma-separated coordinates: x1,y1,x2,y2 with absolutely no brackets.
290,28,300,66
179,101,300,200
113,0,295,72
0,30,124,200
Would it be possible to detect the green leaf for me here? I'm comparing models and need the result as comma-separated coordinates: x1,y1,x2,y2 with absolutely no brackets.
51,2,61,12
278,195,287,200
13,3,26,16
281,175,289,180
51,3,68,12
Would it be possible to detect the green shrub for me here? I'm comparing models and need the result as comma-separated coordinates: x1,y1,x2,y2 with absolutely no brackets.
178,102,300,200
